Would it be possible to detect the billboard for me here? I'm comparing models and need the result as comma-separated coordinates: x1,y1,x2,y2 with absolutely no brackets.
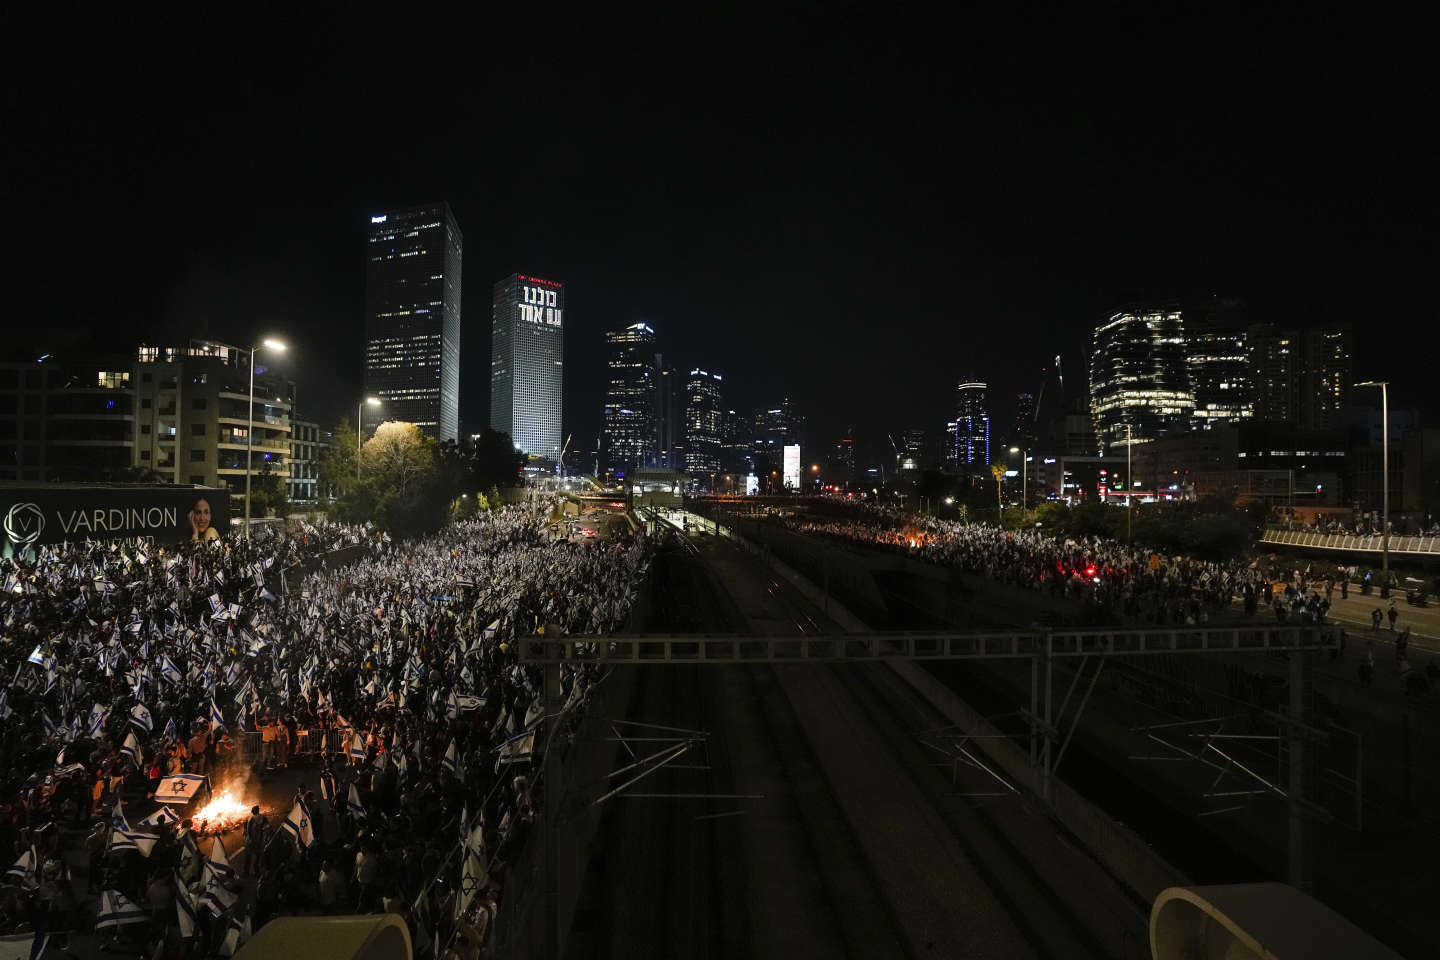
783,444,801,490
1,486,231,555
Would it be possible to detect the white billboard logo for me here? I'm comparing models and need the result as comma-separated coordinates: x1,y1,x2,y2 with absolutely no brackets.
4,502,45,546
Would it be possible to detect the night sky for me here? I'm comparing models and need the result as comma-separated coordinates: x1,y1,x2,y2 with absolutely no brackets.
4,10,1434,466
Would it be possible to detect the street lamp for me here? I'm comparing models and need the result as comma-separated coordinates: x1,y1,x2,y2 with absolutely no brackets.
358,396,382,482
1008,445,1029,510
244,338,286,538
1355,381,1390,581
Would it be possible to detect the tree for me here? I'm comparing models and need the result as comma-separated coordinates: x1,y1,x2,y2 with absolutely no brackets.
361,421,437,501
990,463,1006,522
318,417,359,500
249,460,291,518
472,429,524,491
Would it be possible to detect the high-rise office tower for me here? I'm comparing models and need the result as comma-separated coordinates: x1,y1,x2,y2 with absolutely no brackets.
362,204,462,442
952,380,990,466
684,368,724,479
1012,392,1037,446
656,364,683,470
1186,298,1252,430
490,273,564,461
1090,307,1194,449
1247,323,1350,431
602,322,658,474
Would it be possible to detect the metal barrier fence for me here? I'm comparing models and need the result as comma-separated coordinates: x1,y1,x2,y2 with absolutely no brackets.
1259,528,1440,556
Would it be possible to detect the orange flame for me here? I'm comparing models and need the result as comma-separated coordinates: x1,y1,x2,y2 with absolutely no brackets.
192,789,255,835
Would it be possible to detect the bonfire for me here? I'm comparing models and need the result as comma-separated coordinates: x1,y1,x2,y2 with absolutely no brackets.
191,789,257,835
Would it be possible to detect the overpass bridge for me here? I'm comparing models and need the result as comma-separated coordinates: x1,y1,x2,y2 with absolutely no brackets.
1259,527,1440,559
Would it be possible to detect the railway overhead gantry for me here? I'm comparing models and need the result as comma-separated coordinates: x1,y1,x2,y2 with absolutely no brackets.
518,623,1338,959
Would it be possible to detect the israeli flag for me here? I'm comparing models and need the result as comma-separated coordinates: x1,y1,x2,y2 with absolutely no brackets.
496,731,535,765
27,644,44,665
96,889,148,929
87,703,110,738
109,829,157,858
349,732,366,761
441,740,458,776
6,847,37,886
154,774,209,804
120,731,142,767
482,618,501,642
163,716,178,741
207,836,235,879
94,578,116,595
174,870,197,938
130,703,153,734
209,699,224,730
347,783,367,822
281,800,314,848
139,806,179,828
159,656,182,685
208,593,223,614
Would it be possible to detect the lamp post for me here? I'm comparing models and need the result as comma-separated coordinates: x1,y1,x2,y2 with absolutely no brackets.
244,338,286,538
1126,422,1133,543
1355,381,1390,580
1008,445,1029,510
358,396,381,483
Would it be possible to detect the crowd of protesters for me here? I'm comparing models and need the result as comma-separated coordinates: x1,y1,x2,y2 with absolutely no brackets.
0,504,651,958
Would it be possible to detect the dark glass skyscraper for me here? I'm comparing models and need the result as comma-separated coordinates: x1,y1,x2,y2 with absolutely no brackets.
362,204,462,442
1247,323,1350,430
490,274,564,461
1090,307,1194,450
602,322,657,474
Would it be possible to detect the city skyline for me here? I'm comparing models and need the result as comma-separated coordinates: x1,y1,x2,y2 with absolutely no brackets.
4,12,1434,473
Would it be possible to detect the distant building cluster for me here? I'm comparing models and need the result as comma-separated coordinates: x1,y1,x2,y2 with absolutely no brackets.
594,322,821,492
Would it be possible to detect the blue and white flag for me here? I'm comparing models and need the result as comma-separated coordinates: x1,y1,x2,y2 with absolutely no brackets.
496,731,535,765
209,699,224,730
120,731,142,767
96,889,148,929
109,829,157,857
130,703,153,734
27,644,44,665
174,869,198,938
154,774,209,804
94,579,117,595
5,847,37,887
140,806,179,828
87,703,110,738
110,799,131,833
441,740,458,776
208,593,223,614
159,656,182,685
163,716,178,741
281,800,314,848
349,731,366,762
347,783,367,822
207,836,235,880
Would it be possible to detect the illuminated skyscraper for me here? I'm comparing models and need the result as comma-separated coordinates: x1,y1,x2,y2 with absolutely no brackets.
1012,392,1037,445
684,369,724,479
602,322,657,474
1186,298,1253,430
951,380,990,466
490,273,564,460
362,203,462,441
1090,307,1194,450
